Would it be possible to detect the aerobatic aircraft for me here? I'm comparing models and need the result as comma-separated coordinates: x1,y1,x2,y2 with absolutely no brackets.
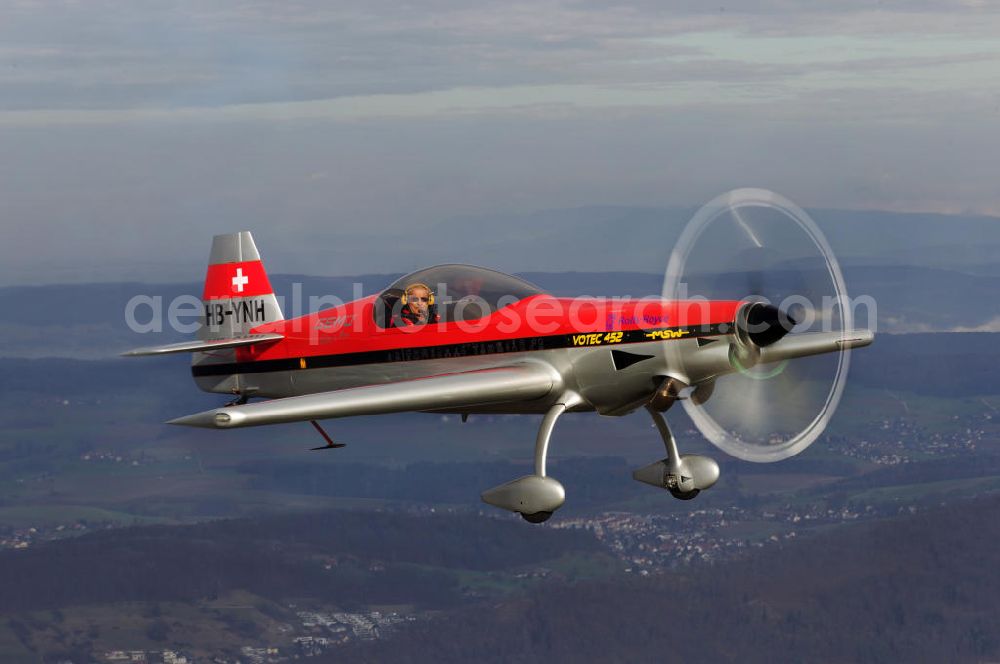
127,190,874,523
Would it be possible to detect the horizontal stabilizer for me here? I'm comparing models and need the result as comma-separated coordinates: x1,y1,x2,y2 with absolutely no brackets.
169,364,557,428
122,333,284,357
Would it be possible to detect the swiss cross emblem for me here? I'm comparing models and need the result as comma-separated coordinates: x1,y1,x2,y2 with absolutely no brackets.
232,267,249,293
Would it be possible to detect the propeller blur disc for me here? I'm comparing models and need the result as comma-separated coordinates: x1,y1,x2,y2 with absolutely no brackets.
663,188,853,462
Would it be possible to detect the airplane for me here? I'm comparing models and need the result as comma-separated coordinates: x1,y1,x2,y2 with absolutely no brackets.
127,201,873,523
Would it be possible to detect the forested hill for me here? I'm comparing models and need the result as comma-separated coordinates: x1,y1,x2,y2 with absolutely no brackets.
0,511,601,614
342,492,1000,664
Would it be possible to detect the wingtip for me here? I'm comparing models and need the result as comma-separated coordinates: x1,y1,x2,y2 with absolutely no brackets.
168,408,247,428
842,329,875,349
167,410,223,428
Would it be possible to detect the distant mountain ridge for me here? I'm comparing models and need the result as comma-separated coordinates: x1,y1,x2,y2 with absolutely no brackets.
425,205,1000,277
5,205,1000,287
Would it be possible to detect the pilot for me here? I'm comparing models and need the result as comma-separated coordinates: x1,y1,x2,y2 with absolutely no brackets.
395,283,438,327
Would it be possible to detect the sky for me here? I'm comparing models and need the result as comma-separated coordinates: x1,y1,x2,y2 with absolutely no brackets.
2,1,999,285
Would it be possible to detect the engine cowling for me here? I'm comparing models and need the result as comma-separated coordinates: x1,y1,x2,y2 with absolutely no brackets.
730,301,796,370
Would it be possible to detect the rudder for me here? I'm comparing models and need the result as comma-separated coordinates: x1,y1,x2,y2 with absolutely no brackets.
199,231,283,341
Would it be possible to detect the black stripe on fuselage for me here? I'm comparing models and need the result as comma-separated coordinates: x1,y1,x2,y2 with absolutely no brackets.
190,324,729,377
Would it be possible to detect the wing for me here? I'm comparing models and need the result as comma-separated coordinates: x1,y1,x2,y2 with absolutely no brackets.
759,329,874,363
168,363,558,429
122,333,284,356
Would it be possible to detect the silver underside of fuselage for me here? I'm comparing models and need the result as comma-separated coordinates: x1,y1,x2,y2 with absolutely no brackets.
194,337,716,417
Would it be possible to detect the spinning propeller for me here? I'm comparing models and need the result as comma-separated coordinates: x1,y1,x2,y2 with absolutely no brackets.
663,188,854,462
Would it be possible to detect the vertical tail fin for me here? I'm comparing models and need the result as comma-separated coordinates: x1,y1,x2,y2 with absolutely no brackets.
199,231,283,341
194,232,283,395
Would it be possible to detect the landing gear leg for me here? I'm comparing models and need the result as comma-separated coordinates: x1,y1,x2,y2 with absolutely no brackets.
634,405,720,500
482,398,577,523
647,406,683,482
533,402,565,478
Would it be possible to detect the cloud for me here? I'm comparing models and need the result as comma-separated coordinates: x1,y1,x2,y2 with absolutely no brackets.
948,317,1000,333
2,0,1000,285
2,1,999,113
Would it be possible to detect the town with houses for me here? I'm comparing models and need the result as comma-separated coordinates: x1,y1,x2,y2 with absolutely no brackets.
93,609,417,663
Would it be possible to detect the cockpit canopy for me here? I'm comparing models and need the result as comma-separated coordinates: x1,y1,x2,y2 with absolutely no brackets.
374,264,545,327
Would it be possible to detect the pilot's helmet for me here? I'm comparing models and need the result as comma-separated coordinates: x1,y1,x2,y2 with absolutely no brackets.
401,283,435,306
